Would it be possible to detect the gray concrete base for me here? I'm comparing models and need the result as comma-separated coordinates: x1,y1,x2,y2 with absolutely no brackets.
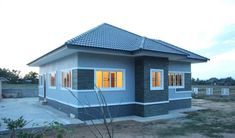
41,96,192,121
0,97,202,133
168,99,191,110
0,98,82,132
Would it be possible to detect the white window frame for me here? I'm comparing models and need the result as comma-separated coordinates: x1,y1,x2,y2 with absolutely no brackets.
150,69,164,90
168,71,185,89
48,71,56,89
94,68,126,91
61,69,72,90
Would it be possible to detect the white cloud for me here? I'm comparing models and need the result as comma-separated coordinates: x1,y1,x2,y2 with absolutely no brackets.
192,49,235,79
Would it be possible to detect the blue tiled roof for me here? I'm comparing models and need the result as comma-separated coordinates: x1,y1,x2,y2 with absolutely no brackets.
153,40,208,60
65,23,208,60
66,23,142,51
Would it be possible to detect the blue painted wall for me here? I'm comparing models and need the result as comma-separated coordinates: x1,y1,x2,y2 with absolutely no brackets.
76,53,135,105
39,52,135,107
168,61,192,100
39,53,192,107
39,53,79,106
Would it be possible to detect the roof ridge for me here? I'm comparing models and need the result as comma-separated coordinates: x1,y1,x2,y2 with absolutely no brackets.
139,37,146,49
102,23,143,38
65,23,106,44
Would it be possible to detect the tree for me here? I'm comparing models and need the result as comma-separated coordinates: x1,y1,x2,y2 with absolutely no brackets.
23,71,38,84
192,77,235,86
0,68,20,83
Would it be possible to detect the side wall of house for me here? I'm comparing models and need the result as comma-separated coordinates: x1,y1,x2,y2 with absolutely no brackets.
76,53,135,105
39,53,79,106
168,61,192,110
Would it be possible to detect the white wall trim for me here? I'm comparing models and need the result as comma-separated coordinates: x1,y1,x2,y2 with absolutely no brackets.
150,69,164,90
175,90,192,94
135,101,169,105
39,95,170,108
169,97,192,101
168,72,185,88
48,71,56,88
168,71,191,74
94,68,126,91
60,67,126,91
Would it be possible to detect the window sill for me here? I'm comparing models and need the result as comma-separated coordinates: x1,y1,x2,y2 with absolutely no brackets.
60,87,72,91
98,88,126,92
61,88,126,92
169,86,185,89
49,87,56,89
150,87,164,91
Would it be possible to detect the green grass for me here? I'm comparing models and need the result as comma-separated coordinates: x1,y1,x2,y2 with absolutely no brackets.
157,109,235,137
2,83,38,89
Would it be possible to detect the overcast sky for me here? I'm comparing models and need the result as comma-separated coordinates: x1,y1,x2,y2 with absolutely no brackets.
0,0,235,79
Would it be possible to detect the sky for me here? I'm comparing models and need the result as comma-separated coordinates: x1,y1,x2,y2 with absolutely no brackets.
0,0,235,79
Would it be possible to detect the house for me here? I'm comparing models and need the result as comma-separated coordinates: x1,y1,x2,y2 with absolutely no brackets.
28,23,208,120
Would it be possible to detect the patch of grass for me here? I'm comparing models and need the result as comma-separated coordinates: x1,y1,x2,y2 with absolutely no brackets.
157,126,187,137
157,109,235,137
193,94,235,102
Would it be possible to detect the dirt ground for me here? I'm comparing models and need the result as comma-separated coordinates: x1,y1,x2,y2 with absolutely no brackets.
1,98,235,138
67,99,235,138
44,98,235,138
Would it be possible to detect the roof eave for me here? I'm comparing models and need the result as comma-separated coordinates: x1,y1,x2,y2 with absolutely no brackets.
27,45,68,66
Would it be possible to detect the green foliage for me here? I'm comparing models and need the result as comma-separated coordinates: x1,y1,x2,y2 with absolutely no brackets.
1,116,67,138
2,116,27,130
0,68,20,83
16,131,43,138
23,71,38,84
192,77,235,86
45,121,65,138
2,116,28,138
0,68,38,84
157,109,235,137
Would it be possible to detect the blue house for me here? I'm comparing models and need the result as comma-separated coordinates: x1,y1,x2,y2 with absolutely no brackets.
28,23,208,120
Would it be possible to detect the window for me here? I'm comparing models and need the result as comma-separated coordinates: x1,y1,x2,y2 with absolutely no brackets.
168,72,184,88
95,69,124,90
62,70,71,88
150,69,164,90
49,72,56,87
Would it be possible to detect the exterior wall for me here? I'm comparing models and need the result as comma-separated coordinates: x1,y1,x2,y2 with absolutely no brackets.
38,53,192,120
77,104,135,120
39,53,79,106
168,61,192,101
135,56,169,103
76,53,135,106
168,98,191,110
135,56,169,116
